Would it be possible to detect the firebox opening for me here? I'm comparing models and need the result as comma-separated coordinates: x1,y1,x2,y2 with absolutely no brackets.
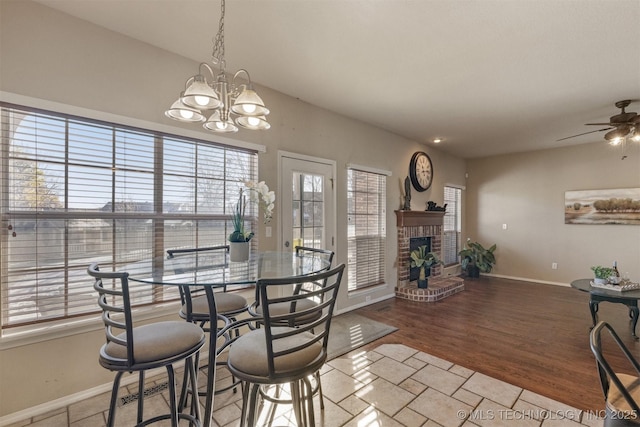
409,237,431,281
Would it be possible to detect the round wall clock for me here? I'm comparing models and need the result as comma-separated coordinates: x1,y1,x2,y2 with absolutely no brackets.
409,151,433,192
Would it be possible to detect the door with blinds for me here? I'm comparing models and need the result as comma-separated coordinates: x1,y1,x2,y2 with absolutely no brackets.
279,153,335,254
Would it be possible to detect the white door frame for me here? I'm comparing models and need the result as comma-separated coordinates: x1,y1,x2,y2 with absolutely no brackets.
277,150,337,253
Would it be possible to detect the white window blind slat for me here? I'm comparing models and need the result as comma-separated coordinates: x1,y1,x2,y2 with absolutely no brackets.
1,103,258,330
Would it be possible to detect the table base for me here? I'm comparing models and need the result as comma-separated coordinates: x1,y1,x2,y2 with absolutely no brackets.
589,294,639,339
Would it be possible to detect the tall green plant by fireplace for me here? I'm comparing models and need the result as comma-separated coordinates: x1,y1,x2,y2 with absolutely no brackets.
410,245,443,288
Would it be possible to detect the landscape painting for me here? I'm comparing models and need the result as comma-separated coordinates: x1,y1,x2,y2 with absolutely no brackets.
565,188,640,225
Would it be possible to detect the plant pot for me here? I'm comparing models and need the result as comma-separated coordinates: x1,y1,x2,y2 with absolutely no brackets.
229,241,250,262
467,265,480,278
417,278,428,289
593,278,607,285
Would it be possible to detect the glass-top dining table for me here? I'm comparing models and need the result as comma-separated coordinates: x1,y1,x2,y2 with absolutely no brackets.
126,250,331,427
127,250,330,287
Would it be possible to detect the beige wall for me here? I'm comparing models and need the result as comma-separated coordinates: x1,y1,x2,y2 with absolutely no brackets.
3,0,640,420
465,142,640,284
0,1,465,417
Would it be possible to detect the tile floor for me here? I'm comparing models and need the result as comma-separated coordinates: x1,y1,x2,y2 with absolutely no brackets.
7,344,606,427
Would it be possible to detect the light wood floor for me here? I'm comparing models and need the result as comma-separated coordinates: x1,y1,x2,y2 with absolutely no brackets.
355,275,640,412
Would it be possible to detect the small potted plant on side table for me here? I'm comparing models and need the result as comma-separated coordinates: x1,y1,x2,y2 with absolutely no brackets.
410,245,443,289
591,265,614,285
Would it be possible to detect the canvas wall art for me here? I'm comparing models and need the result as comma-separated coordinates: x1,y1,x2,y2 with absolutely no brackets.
565,187,640,225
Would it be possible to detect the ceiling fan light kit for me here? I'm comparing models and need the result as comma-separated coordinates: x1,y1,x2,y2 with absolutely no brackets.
560,100,640,148
164,0,270,133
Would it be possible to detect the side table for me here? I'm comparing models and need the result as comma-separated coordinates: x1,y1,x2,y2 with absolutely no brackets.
570,278,640,339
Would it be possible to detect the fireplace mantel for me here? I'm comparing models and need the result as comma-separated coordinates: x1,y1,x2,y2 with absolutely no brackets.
395,210,445,227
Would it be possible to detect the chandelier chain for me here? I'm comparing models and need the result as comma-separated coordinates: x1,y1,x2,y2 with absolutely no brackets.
211,0,226,69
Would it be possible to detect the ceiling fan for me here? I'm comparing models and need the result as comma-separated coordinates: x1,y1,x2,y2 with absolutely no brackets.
558,100,640,144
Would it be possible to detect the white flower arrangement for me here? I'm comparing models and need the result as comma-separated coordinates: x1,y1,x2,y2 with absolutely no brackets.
244,180,275,224
228,180,275,242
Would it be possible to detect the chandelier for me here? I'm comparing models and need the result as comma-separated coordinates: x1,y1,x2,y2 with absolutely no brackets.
165,0,270,133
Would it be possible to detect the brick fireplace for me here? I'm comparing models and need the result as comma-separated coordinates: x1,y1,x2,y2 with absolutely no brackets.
395,210,464,302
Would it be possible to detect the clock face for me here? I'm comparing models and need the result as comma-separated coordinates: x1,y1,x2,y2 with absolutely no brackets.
409,151,433,192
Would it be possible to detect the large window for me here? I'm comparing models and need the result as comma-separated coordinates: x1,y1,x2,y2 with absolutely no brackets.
443,186,462,265
0,103,258,332
347,167,387,291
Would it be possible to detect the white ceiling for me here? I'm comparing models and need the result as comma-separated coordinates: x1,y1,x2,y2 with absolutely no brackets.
34,0,640,158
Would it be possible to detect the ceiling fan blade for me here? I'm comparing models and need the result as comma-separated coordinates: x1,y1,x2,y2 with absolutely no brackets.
556,127,612,141
585,123,614,126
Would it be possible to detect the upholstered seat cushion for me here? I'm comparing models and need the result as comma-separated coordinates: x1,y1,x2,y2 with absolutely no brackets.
228,327,323,377
103,321,205,364
254,298,319,323
606,373,640,422
183,293,247,316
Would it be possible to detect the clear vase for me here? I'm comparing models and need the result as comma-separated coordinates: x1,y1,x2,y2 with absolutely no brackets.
229,241,250,262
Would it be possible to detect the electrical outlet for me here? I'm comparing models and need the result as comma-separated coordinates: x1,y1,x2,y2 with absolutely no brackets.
365,295,371,302
552,262,558,270
265,226,272,237
502,223,508,230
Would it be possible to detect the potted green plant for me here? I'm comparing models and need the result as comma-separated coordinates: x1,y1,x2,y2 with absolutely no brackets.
410,245,443,288
228,189,253,262
591,265,614,285
458,238,496,278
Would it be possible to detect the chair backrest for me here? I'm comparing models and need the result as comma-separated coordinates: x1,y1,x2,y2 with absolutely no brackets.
293,246,335,297
166,245,229,318
590,321,640,416
257,263,345,379
88,262,136,367
294,246,334,269
167,245,230,260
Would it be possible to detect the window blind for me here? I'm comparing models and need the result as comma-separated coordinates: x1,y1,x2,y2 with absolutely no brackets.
443,186,462,265
347,168,386,291
0,103,258,330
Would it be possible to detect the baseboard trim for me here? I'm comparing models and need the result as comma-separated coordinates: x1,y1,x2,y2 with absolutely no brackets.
483,273,570,288
336,292,395,315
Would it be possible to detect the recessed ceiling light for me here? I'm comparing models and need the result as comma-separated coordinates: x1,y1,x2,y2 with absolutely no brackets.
433,138,442,143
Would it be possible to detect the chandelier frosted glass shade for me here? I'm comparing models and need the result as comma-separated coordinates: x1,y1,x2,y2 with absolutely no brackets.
236,115,270,130
181,75,222,109
231,89,270,116
204,111,239,133
165,97,206,122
